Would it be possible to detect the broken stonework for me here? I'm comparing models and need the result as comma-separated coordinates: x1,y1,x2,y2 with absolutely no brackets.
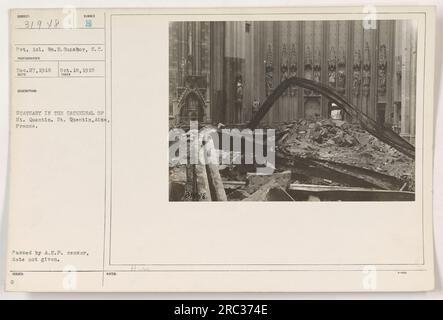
228,189,251,201
243,181,294,201
275,119,414,190
243,182,279,201
245,170,292,194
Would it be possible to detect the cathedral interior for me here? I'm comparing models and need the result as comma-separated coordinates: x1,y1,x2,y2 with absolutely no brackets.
169,20,417,143
168,20,417,201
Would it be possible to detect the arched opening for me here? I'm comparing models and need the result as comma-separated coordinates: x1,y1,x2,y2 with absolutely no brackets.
178,90,205,123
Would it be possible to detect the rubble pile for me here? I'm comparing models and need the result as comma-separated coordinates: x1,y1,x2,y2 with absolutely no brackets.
274,118,414,189
169,118,416,201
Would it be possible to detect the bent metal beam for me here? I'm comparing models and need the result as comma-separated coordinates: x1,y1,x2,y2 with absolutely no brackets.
247,77,415,159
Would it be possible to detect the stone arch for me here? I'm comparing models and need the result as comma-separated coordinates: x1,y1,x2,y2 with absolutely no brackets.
177,89,207,123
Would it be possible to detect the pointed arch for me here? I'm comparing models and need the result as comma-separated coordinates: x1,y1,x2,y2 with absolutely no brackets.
176,89,207,123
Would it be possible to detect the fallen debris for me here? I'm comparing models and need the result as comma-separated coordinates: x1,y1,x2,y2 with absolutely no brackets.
274,118,414,191
248,77,415,158
227,189,251,201
245,170,291,194
288,183,415,201
194,164,212,201
169,115,415,201
205,137,228,201
243,181,294,201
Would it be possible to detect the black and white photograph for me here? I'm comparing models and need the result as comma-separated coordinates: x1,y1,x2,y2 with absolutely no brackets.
169,20,418,201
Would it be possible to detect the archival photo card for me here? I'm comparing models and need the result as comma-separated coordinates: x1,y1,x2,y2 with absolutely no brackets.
5,6,435,292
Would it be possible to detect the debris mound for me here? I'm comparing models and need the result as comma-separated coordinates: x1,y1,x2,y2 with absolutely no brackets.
275,119,415,190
